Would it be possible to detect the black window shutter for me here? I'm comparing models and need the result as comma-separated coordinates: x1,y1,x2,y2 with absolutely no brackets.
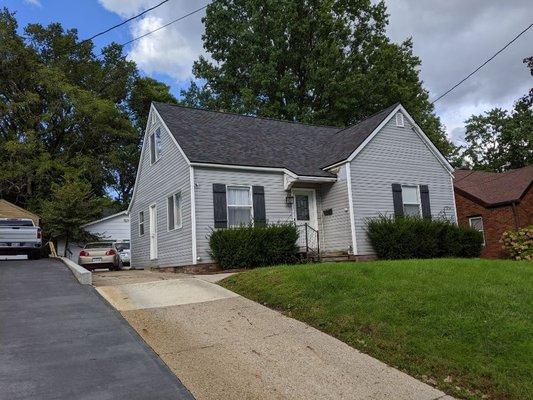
391,183,404,217
420,185,432,219
252,186,266,226
213,184,227,228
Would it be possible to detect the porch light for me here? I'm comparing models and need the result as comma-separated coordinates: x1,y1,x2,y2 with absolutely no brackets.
285,195,294,205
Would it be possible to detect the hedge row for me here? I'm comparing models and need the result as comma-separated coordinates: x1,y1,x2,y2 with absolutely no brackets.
367,215,484,259
209,223,299,269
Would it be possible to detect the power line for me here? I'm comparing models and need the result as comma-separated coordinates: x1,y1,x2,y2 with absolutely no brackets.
431,23,533,104
79,0,171,47
120,4,208,48
96,4,208,59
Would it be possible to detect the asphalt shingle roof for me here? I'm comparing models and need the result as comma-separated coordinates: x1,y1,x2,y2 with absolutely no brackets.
454,165,533,206
153,102,397,177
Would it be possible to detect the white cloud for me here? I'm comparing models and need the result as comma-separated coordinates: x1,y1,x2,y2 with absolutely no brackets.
384,0,533,143
24,0,42,7
126,15,197,80
99,0,532,145
98,0,207,81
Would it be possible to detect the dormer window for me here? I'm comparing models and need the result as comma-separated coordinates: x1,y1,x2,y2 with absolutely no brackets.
395,112,405,128
150,128,162,164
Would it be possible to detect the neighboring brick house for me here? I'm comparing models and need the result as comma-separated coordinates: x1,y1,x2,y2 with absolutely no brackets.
454,165,533,258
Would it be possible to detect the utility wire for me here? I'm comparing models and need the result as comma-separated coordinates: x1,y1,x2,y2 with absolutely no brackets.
431,23,533,104
120,4,208,48
96,4,208,59
79,0,171,47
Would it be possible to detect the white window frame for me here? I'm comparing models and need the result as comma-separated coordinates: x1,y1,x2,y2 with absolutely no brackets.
226,185,254,228
167,191,183,231
149,128,162,164
138,211,145,236
469,216,485,246
401,184,421,217
395,112,405,128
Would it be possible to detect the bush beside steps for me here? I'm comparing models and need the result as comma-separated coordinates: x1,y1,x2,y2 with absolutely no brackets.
209,223,299,269
367,215,484,260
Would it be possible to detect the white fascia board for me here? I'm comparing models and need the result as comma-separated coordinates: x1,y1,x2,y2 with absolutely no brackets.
399,105,454,174
346,104,402,163
320,105,401,172
127,104,155,214
127,103,193,214
81,210,128,228
296,175,337,182
322,160,349,171
152,106,191,166
189,162,298,178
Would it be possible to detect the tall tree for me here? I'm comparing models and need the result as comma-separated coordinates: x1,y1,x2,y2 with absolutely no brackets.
0,8,176,213
40,173,107,256
182,0,455,156
462,58,532,172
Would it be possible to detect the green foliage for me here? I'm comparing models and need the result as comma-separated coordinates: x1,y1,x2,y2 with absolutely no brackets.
221,259,533,399
209,223,299,269
501,225,533,261
182,0,455,157
0,8,177,213
366,215,483,259
40,173,108,256
461,58,533,172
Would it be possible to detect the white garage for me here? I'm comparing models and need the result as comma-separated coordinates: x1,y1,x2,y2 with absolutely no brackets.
57,211,130,260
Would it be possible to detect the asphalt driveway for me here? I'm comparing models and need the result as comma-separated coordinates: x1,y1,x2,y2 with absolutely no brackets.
0,259,194,400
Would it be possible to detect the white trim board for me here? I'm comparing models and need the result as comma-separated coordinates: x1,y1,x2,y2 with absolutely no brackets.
127,103,192,213
345,163,358,255
81,210,128,228
189,166,197,264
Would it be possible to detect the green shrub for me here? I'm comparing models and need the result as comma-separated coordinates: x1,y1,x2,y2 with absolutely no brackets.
500,225,532,261
366,215,484,259
209,223,299,269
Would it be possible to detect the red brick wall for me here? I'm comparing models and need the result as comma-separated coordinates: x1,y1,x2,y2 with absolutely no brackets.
454,191,518,258
516,187,533,226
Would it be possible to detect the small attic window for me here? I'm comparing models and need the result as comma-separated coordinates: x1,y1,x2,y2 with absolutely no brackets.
395,113,405,128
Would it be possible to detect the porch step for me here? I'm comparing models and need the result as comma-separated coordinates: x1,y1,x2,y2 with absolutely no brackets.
319,251,351,263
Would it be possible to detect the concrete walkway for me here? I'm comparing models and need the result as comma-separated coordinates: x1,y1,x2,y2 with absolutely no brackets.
95,270,453,400
0,259,194,400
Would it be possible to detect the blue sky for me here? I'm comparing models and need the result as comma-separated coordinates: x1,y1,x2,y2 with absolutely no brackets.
3,0,185,97
4,0,533,144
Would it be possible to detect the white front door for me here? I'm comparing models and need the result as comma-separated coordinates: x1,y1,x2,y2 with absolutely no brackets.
149,203,158,260
292,189,318,248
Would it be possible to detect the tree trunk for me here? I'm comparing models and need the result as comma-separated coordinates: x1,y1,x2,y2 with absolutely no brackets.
64,233,69,257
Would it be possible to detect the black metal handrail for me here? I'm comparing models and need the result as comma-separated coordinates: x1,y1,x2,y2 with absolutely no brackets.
297,223,320,261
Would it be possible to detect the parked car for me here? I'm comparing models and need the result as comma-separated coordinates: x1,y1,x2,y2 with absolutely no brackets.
78,242,122,271
114,241,130,266
0,218,42,259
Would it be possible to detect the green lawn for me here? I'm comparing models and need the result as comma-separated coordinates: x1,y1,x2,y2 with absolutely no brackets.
220,258,533,400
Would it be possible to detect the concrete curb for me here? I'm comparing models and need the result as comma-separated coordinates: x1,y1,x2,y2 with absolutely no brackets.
54,256,92,285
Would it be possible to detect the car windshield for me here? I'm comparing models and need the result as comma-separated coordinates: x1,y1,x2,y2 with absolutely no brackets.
0,220,34,226
115,243,130,251
85,242,113,249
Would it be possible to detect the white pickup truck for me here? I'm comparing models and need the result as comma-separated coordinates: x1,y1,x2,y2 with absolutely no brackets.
0,218,42,259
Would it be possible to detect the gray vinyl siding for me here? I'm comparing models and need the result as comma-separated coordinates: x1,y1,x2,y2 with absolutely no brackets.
130,112,192,268
350,111,456,255
318,165,352,252
194,167,293,263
